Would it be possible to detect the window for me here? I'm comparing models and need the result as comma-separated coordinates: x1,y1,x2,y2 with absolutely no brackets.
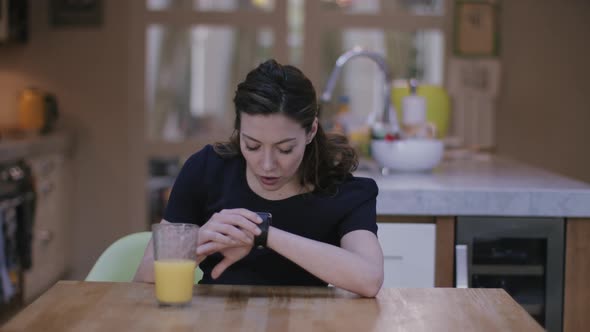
131,0,451,226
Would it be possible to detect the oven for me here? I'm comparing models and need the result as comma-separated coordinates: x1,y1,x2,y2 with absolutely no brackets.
0,158,35,319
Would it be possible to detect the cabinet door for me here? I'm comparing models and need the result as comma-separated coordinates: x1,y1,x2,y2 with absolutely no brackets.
24,154,68,302
378,223,436,288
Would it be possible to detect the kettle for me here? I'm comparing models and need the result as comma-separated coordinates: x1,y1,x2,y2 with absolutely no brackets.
18,88,59,135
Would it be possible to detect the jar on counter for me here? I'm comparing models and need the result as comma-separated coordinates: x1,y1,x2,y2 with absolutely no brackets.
17,88,58,136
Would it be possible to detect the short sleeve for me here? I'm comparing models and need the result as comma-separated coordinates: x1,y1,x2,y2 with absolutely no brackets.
163,146,211,225
337,178,379,239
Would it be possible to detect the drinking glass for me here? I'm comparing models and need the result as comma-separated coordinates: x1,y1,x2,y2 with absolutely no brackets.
152,223,199,306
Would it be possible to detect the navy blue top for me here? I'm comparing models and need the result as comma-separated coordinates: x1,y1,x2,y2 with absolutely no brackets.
164,145,378,286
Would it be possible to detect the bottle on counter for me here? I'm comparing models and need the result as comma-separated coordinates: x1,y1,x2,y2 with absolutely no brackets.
332,95,372,157
17,87,59,136
369,103,401,142
401,79,436,139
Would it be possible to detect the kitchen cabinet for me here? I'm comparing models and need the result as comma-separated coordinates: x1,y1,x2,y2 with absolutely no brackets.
563,219,590,332
377,216,455,288
23,153,71,303
377,222,435,288
0,134,72,305
377,215,590,332
365,154,590,331
455,217,564,331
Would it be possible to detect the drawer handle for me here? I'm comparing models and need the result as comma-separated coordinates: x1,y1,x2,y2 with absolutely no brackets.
39,182,55,196
37,229,54,245
455,244,468,288
384,255,403,260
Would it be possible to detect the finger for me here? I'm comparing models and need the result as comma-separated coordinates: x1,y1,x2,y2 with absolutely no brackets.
217,212,262,236
197,228,210,246
200,229,238,246
221,208,263,224
211,257,235,279
196,240,243,258
195,255,207,265
213,223,252,244
196,242,223,256
244,230,254,243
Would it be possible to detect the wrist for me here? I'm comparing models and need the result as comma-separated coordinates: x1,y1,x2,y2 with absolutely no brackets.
265,226,277,250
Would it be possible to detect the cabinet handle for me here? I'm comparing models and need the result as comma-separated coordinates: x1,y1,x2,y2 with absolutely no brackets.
455,244,468,288
383,255,403,260
37,229,54,245
39,181,55,196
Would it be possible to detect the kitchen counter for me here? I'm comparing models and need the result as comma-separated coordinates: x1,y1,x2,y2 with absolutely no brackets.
0,133,72,163
356,154,590,217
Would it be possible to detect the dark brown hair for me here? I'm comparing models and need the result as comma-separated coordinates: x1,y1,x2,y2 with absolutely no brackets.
214,59,358,193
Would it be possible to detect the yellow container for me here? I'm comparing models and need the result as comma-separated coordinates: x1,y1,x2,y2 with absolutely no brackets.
154,259,196,305
392,85,451,139
18,88,46,132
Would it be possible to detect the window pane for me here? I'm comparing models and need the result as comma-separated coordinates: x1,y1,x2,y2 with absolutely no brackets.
146,25,275,141
287,0,304,66
147,0,275,12
320,28,444,121
320,0,380,14
321,0,444,16
384,0,444,15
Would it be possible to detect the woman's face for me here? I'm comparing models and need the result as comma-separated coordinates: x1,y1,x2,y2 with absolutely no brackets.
240,112,317,199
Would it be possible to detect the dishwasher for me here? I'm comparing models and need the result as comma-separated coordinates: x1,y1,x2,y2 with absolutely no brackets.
455,217,564,332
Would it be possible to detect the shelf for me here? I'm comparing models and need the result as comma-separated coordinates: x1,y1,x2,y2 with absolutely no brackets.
0,133,72,163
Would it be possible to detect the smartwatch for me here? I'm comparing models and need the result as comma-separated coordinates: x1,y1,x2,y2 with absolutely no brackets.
254,212,272,249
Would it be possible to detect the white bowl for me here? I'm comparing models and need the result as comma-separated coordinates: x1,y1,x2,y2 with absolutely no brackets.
371,138,444,172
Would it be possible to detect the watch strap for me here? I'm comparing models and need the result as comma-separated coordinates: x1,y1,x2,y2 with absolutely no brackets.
254,213,271,249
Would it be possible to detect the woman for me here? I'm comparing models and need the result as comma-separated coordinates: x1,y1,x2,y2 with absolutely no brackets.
135,59,384,297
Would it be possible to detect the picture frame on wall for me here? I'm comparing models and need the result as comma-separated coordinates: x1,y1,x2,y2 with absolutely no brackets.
50,0,103,27
453,0,500,57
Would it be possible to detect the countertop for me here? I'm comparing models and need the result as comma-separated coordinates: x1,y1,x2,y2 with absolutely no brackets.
356,154,590,217
0,133,72,163
3,281,542,332
3,135,589,218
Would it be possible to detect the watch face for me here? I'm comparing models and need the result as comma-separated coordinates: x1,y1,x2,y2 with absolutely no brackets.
255,212,272,224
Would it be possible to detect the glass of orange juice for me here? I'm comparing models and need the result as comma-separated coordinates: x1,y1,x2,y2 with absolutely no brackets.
152,223,199,307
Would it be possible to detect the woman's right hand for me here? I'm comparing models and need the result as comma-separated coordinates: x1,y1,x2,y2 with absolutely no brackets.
196,208,262,260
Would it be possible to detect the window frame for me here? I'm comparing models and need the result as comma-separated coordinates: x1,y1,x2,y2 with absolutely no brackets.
127,0,454,229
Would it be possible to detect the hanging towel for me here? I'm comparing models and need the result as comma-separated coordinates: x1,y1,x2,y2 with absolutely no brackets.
17,160,36,270
0,209,16,303
16,193,35,270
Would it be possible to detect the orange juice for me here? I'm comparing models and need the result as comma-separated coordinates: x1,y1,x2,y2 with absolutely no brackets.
154,259,196,304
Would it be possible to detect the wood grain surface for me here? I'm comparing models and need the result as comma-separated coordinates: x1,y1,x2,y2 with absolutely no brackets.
435,216,455,287
3,281,543,332
564,218,590,332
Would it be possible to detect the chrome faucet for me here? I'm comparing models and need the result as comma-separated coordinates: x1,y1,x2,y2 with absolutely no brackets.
320,47,400,138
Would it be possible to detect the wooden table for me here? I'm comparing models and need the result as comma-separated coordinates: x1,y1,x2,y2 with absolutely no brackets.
2,281,542,332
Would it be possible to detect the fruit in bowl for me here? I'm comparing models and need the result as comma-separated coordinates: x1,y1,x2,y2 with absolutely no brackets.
370,138,444,172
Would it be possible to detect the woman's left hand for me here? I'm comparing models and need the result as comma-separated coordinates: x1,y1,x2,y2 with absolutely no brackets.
210,245,253,279
196,239,253,279
196,209,260,278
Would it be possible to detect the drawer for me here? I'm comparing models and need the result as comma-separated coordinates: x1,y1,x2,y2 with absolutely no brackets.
377,223,436,288
24,219,66,302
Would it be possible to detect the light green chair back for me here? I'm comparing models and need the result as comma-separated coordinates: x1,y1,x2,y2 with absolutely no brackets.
85,231,203,284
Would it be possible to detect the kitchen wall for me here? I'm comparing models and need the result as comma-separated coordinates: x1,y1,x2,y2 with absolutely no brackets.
497,0,590,183
0,0,589,281
0,0,134,279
